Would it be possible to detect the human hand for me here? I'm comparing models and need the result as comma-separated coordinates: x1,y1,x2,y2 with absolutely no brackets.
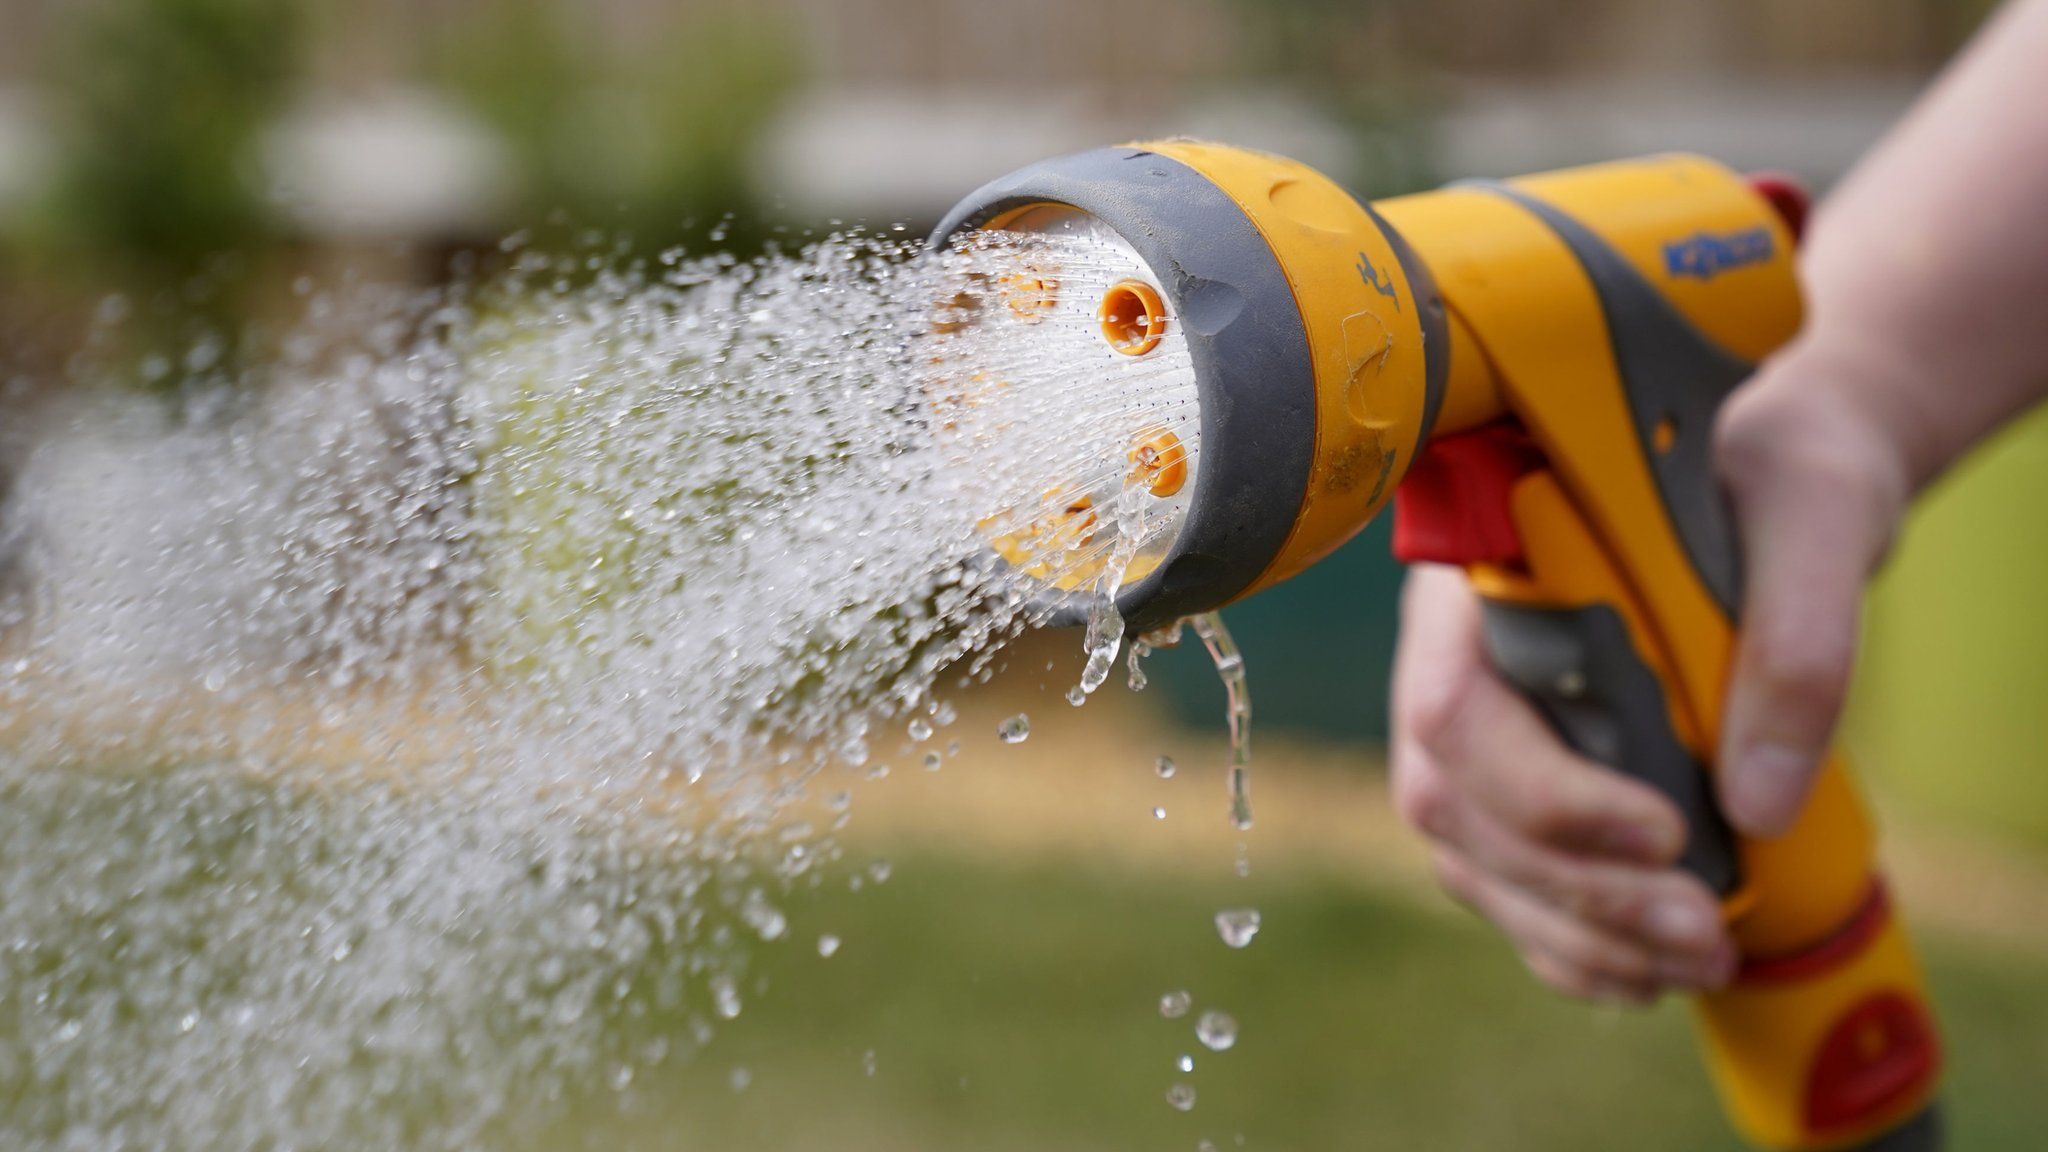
1390,564,1736,1004
1388,339,1913,1002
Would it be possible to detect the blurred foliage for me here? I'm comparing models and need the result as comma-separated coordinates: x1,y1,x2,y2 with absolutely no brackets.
423,2,799,254
33,0,301,264
3,0,306,388
1210,0,1437,196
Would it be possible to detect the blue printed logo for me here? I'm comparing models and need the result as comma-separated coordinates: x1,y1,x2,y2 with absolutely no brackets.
1663,227,1775,280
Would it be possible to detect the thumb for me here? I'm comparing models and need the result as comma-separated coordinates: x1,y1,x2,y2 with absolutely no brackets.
1713,376,1908,838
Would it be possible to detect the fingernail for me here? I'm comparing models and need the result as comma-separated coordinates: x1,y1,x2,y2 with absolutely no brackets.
1730,743,1812,835
1647,901,1715,948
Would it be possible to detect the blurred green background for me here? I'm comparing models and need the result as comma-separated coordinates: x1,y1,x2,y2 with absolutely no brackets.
3,0,2046,1148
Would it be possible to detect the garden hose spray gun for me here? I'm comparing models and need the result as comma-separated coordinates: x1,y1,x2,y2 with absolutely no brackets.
932,141,1942,1151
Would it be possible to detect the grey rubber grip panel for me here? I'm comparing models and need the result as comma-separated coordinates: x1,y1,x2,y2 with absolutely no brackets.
929,147,1319,634
1846,1104,1945,1152
1478,183,1754,617
1362,202,1451,457
1480,600,1739,894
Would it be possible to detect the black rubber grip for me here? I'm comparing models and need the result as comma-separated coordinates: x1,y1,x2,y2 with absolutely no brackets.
1479,600,1740,894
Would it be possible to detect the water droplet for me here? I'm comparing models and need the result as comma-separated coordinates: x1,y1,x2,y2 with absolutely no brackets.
1196,1010,1238,1052
907,717,933,741
1065,685,1086,706
1166,1083,1197,1112
1199,1141,1219,1152
923,751,942,771
868,860,892,884
711,975,743,1019
862,1048,878,1077
817,934,841,958
730,1066,752,1093
1159,990,1191,1019
741,891,788,941
1215,908,1261,949
997,714,1030,743
1178,1053,1195,1073
1155,755,1176,779
1152,806,1166,820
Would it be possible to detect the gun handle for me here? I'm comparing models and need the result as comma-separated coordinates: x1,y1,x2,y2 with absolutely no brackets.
1461,462,1942,1150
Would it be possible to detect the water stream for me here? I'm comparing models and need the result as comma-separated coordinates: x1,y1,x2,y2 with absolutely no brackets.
0,225,1224,1151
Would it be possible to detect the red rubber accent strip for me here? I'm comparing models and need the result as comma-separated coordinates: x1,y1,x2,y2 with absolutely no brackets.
1749,173,1810,245
1736,881,1890,986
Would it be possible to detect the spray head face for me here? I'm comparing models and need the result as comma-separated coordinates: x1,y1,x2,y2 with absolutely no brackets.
925,205,1203,612
930,142,1442,634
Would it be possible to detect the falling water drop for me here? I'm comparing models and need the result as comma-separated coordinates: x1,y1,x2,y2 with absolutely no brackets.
817,934,841,958
1155,754,1176,779
1196,1010,1238,1052
1159,990,1192,1019
1166,1083,1197,1112
1214,908,1261,949
711,976,743,1019
997,714,1030,744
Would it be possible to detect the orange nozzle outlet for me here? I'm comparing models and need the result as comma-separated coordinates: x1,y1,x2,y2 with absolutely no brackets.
1129,429,1187,497
930,287,983,335
1098,279,1165,356
996,269,1058,321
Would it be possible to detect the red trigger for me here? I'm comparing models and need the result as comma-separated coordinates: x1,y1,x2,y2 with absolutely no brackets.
1392,422,1546,567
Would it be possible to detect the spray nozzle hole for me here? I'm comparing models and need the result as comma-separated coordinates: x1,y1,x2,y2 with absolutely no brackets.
1099,280,1166,356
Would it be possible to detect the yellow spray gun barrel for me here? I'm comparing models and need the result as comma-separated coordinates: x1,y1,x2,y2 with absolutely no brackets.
932,141,1942,1151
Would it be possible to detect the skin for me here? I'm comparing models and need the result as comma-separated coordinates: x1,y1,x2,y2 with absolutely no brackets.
1389,0,2048,1004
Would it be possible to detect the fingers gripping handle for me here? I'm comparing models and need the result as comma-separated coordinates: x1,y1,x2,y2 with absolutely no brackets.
1399,433,1942,1150
1478,599,1738,893
1477,586,1942,1152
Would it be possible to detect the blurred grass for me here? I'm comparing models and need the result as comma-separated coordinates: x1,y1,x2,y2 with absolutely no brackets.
1850,403,2048,848
9,637,2048,1150
496,648,2048,1152
533,847,2048,1152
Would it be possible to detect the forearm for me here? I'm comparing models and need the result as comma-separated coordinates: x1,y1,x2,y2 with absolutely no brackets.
1792,0,2048,492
